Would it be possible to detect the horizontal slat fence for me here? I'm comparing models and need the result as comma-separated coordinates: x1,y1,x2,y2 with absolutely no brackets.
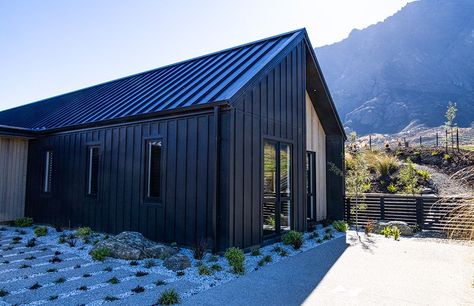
345,193,472,232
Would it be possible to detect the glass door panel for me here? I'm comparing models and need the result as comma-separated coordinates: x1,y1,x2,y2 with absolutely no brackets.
306,151,316,221
279,143,291,232
263,141,277,236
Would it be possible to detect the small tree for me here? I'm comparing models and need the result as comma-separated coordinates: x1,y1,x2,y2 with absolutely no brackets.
445,101,457,130
345,152,371,229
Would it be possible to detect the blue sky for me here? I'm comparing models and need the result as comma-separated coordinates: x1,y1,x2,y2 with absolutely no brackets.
0,0,413,111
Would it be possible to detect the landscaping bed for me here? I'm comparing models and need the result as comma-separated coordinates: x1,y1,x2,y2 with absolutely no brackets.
0,220,345,305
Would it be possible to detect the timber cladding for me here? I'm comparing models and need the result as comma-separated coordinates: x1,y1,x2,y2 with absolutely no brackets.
0,137,28,222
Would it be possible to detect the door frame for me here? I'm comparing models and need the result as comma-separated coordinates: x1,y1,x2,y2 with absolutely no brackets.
261,136,294,241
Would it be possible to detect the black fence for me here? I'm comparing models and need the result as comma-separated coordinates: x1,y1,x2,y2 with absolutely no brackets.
345,193,471,231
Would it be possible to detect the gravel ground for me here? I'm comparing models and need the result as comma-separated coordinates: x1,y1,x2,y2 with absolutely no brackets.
0,224,343,305
185,231,474,306
415,164,473,196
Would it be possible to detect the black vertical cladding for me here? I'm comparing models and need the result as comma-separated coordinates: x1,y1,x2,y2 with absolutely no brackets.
25,111,217,247
221,41,307,249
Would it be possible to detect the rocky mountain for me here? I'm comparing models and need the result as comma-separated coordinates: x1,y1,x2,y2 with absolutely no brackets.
315,0,474,135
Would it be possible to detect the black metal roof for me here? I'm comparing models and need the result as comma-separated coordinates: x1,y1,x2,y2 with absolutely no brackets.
0,30,304,130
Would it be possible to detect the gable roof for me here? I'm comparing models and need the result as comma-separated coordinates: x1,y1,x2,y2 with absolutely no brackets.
0,30,303,131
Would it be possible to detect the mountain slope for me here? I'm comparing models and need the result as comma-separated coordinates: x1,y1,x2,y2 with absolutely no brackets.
315,0,474,135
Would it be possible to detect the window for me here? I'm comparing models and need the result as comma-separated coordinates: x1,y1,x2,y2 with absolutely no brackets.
87,146,100,196
43,150,53,193
146,139,162,200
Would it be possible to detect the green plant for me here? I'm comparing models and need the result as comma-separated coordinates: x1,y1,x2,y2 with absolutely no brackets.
250,248,261,256
78,285,88,291
364,220,375,236
58,235,66,244
392,226,401,241
374,154,399,177
83,273,91,278
431,151,440,156
211,264,222,271
157,288,180,305
323,233,332,240
76,227,92,238
417,169,431,181
131,285,144,293
135,271,148,277
29,282,42,290
49,256,62,263
104,266,113,272
198,265,212,275
14,217,33,227
387,183,398,193
332,220,349,233
279,249,288,257
193,238,207,260
25,238,36,247
281,231,304,249
271,246,283,253
104,295,119,301
0,289,8,297
399,159,422,195
48,295,59,301
74,264,81,269
34,226,47,237
90,247,111,261
144,259,156,268
19,264,31,269
54,277,66,284
309,231,319,239
176,271,185,277
107,276,119,284
263,255,272,263
47,268,57,273
129,260,139,266
257,258,266,266
25,255,36,260
155,280,166,286
224,247,245,274
381,226,393,238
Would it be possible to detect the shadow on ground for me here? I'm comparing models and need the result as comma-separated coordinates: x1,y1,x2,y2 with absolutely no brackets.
183,236,348,306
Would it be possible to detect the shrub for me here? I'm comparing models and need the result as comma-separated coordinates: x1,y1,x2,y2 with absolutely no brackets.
392,226,401,241
26,238,36,248
364,220,376,236
281,231,304,249
257,258,266,266
374,155,399,177
49,256,62,263
54,277,66,284
144,259,156,268
107,277,119,284
155,280,166,286
47,268,57,273
323,233,333,240
135,271,148,277
263,255,272,263
34,226,47,237
76,227,92,237
104,266,113,272
129,260,139,266
193,238,207,260
0,289,8,297
29,282,42,290
309,231,319,239
78,285,88,291
89,247,111,261
211,264,222,271
58,235,66,244
198,265,212,275
399,159,421,195
224,247,245,274
14,217,33,227
157,289,180,305
417,169,431,181
104,295,119,301
83,273,91,278
131,285,145,293
381,226,393,238
443,153,451,161
25,255,36,260
387,183,398,193
67,238,78,247
279,249,288,257
250,248,261,256
48,295,58,301
271,246,283,253
12,236,22,242
19,264,31,269
333,220,349,232
176,271,185,277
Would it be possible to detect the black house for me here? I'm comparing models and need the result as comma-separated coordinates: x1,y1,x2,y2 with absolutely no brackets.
0,29,345,251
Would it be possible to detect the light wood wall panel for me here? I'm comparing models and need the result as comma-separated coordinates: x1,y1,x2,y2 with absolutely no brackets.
305,92,327,220
0,137,28,222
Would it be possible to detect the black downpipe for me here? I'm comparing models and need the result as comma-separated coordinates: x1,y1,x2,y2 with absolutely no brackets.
212,105,220,252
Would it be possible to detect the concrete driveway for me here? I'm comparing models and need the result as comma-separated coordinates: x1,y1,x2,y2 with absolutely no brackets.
184,232,473,306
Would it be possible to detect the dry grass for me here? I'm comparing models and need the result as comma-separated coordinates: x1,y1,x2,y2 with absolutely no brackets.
443,197,474,240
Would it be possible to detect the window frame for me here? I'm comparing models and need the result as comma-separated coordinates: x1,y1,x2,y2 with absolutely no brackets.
42,149,54,194
86,144,101,198
143,136,164,204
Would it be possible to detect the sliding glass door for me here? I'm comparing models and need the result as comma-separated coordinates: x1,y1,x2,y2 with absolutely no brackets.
263,140,292,238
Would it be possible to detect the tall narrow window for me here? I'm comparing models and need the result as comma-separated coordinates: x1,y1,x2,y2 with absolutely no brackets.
43,150,53,193
146,139,162,199
87,146,100,196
